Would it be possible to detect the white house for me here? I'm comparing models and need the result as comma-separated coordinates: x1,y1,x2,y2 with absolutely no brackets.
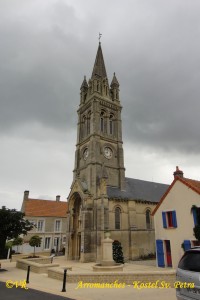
152,167,200,269
17,191,68,254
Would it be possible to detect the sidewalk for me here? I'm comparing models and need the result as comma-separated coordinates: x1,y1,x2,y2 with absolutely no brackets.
0,258,177,300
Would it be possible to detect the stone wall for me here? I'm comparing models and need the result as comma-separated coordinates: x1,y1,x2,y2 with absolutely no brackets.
16,258,59,273
48,268,176,286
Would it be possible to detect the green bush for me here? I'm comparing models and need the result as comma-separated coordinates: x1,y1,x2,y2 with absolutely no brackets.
112,240,124,264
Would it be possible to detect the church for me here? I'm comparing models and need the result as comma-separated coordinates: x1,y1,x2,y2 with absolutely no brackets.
65,42,169,262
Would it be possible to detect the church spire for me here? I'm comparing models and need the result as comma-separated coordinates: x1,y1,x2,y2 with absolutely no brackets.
91,42,107,79
110,72,119,87
110,72,120,101
80,75,88,89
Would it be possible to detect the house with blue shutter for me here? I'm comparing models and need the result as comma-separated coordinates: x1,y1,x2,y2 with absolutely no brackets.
152,167,200,268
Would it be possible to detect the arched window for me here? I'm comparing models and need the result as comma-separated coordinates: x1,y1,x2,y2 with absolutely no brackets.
100,111,104,132
82,116,86,138
116,90,119,100
146,209,151,229
115,207,121,230
87,112,91,135
97,81,99,92
109,115,114,135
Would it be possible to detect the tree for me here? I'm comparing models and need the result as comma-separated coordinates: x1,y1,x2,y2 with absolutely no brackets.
0,206,34,258
29,235,42,257
112,240,124,264
12,237,23,253
5,241,13,250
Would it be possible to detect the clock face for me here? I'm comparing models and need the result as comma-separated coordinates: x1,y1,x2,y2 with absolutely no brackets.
104,147,112,159
83,148,89,160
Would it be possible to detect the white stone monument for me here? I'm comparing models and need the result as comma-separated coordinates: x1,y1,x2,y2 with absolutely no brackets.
101,237,115,266
93,233,124,272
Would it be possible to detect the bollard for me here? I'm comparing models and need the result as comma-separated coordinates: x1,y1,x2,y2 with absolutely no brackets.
61,269,67,292
26,265,30,284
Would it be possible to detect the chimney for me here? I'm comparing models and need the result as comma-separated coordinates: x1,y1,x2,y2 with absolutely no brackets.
173,166,184,178
24,190,29,200
56,195,60,202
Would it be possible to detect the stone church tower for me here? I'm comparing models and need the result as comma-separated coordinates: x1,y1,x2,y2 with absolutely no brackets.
65,43,169,262
74,42,125,192
66,42,125,262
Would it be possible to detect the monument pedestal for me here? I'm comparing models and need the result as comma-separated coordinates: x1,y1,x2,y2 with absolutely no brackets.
93,237,124,272
101,237,115,266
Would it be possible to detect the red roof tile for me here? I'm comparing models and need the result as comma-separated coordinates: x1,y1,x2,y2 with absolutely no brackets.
24,199,68,217
183,177,200,194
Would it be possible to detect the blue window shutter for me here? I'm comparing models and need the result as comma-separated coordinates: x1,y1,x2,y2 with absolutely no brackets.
172,211,177,228
183,240,191,251
192,208,197,226
162,212,167,228
156,240,165,267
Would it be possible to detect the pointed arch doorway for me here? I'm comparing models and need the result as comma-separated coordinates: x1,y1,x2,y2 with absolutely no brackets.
69,192,82,260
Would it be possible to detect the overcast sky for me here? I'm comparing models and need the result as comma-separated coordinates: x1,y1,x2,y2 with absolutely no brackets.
1,0,200,210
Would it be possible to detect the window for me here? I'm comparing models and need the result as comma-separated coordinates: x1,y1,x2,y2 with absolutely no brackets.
115,207,121,230
105,86,108,95
37,220,44,232
192,206,200,226
87,112,91,135
166,212,173,227
55,220,61,232
82,116,86,138
146,209,151,229
44,237,51,250
162,211,177,228
116,90,119,100
62,236,66,243
100,111,105,132
54,237,59,250
109,115,114,135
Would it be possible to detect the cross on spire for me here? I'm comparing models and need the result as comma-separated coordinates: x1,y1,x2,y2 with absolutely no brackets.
99,33,102,42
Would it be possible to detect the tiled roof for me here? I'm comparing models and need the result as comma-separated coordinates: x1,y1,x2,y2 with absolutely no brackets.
152,176,200,216
107,177,169,203
183,177,200,194
24,199,68,217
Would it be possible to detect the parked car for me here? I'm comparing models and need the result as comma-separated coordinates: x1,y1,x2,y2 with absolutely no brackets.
176,247,200,299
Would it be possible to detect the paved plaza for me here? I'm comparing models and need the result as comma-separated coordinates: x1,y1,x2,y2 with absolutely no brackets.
0,257,177,300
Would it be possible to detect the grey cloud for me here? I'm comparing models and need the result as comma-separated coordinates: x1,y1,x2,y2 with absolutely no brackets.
1,0,200,209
